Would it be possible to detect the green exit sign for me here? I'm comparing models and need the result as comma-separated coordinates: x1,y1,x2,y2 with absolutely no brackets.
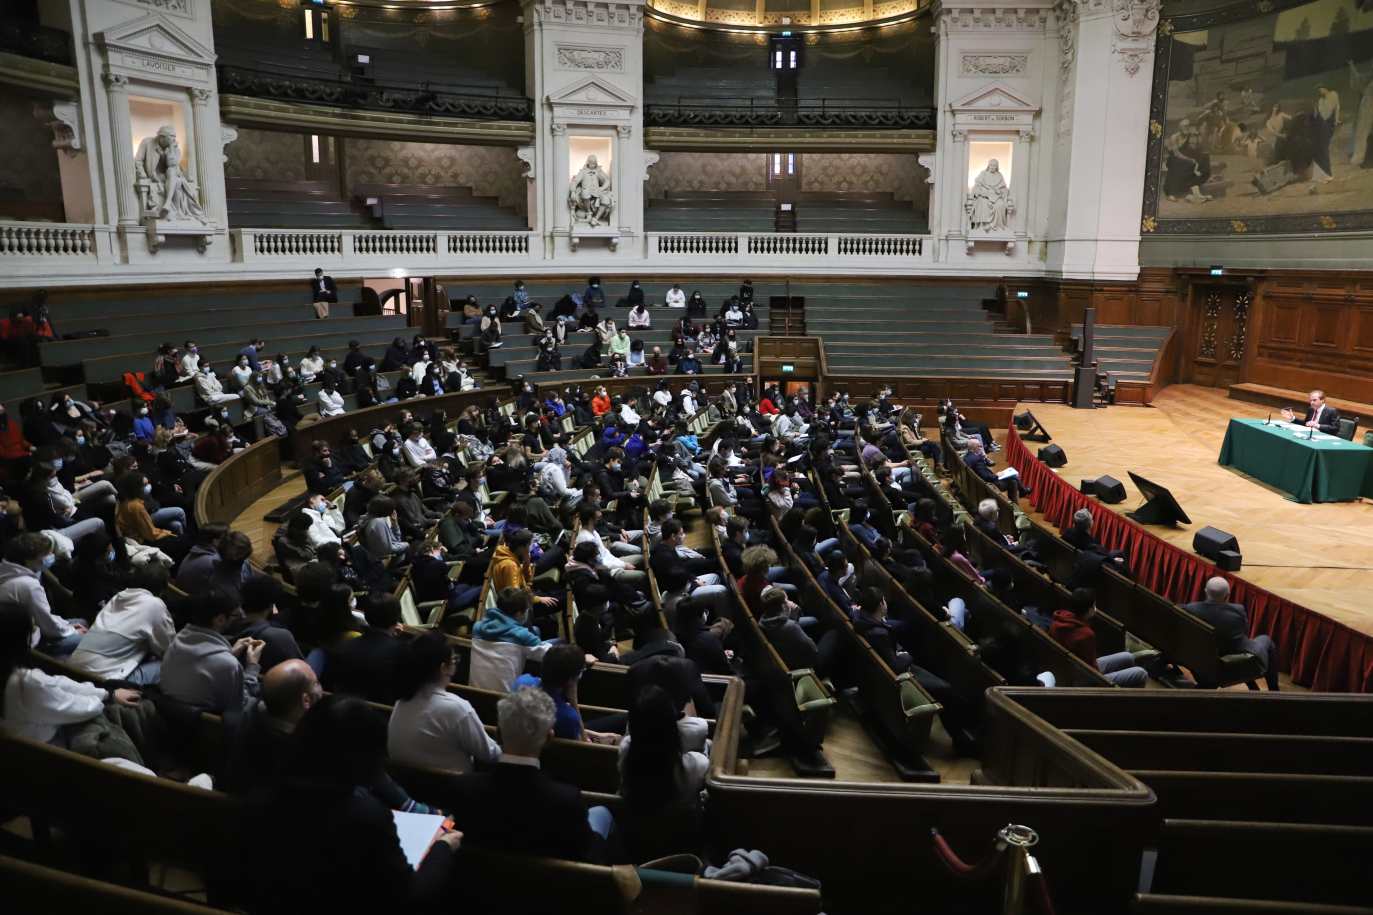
781,364,795,373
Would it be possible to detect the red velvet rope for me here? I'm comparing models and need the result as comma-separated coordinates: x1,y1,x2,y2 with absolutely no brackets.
1027,871,1057,915
929,829,1006,881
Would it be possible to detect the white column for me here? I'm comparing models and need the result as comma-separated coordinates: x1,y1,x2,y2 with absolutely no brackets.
190,87,225,227
102,71,139,226
1045,0,1158,280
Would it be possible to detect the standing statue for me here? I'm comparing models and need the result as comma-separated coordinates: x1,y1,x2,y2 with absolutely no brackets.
568,154,613,227
966,158,1012,233
135,126,206,223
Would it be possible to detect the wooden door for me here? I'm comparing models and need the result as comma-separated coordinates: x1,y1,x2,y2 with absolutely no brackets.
1185,282,1251,389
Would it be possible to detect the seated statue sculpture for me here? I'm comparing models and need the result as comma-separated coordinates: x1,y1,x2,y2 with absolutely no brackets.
568,154,614,227
135,125,206,223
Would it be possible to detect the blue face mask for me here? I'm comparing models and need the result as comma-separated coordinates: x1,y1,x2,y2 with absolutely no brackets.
51,458,64,471
41,554,56,569
143,484,152,496
106,549,116,563
75,435,86,446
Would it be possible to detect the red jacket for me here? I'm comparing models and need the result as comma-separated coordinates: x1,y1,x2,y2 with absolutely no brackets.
1049,610,1098,666
759,398,779,416
0,415,29,461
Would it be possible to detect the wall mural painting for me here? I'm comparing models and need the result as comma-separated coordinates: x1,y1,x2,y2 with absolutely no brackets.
1143,0,1373,234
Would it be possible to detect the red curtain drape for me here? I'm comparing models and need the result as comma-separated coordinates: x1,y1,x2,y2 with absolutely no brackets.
1006,428,1373,692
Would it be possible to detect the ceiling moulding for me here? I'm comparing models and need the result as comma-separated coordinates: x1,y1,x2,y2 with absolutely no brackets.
643,125,934,151
217,96,535,146
0,51,78,95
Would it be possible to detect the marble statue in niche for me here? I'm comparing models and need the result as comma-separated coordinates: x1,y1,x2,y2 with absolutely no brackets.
135,125,206,223
568,154,613,226
966,158,1013,233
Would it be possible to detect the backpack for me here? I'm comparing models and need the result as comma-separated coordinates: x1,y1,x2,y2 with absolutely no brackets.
122,371,157,403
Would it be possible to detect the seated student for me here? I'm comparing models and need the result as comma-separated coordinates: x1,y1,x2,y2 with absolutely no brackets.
669,597,733,677
851,587,981,755
1183,576,1280,691
514,643,621,744
628,301,651,329
490,529,560,608
675,348,703,375
194,363,239,406
758,587,820,672
360,496,408,566
252,695,460,915
161,587,265,713
0,600,142,746
574,503,647,586
1050,588,1149,687
0,533,87,656
115,472,187,560
317,381,346,418
616,684,709,860
409,540,482,614
323,593,408,704
469,588,553,692
68,563,174,686
442,686,612,863
225,658,423,804
226,576,303,674
388,631,502,772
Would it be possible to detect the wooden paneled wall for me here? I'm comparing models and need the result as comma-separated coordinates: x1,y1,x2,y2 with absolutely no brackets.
1003,268,1373,403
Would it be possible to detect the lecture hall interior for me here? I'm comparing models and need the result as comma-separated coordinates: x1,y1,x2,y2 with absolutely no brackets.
2,0,1373,913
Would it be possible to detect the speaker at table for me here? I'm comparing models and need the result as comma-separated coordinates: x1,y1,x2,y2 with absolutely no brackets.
1037,444,1067,468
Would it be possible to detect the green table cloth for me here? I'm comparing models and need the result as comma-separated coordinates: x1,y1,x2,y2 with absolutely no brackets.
1218,418,1373,503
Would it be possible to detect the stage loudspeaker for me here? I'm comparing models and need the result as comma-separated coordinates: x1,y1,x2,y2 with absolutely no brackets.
1038,444,1068,468
1080,476,1126,503
1194,526,1241,570
1015,411,1052,443
1125,472,1192,526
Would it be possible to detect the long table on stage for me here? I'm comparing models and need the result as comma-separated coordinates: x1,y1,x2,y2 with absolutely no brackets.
1218,418,1373,503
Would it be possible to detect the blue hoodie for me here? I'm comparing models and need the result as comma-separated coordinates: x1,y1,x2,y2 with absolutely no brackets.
472,607,542,647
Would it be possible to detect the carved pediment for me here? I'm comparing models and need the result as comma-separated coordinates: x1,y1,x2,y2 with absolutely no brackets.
949,82,1039,115
97,13,215,64
548,75,636,111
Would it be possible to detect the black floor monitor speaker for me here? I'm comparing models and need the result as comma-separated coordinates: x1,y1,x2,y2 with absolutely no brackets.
1194,526,1241,570
1124,471,1192,526
1014,411,1052,443
1038,444,1067,468
1093,475,1127,504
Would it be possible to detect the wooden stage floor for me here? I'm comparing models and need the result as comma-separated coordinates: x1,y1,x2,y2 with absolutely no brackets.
1017,385,1373,638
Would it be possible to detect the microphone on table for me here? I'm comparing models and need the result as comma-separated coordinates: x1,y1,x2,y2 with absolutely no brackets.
1264,413,1271,426
1309,425,1315,440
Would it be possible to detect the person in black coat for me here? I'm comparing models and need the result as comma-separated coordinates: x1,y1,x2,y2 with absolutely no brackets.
303,443,348,495
249,694,458,915
441,685,609,863
321,594,408,704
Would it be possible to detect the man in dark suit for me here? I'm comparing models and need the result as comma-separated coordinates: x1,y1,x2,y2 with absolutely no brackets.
1183,577,1280,691
1282,389,1341,435
311,267,338,319
321,594,407,704
443,686,610,862
963,439,1027,502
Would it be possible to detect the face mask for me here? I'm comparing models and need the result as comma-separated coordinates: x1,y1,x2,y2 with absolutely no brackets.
75,435,86,446
205,370,215,378
143,483,152,496
51,458,64,471
328,362,337,369
106,548,116,563
41,554,56,569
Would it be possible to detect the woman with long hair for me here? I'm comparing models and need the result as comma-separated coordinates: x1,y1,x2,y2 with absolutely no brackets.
617,684,707,860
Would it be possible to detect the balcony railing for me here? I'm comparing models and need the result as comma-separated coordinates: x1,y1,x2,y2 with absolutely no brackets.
217,63,534,122
234,228,533,263
645,96,935,130
649,231,926,261
0,222,108,262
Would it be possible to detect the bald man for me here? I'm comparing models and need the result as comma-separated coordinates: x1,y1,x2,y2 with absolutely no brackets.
1183,577,1280,691
224,660,435,811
